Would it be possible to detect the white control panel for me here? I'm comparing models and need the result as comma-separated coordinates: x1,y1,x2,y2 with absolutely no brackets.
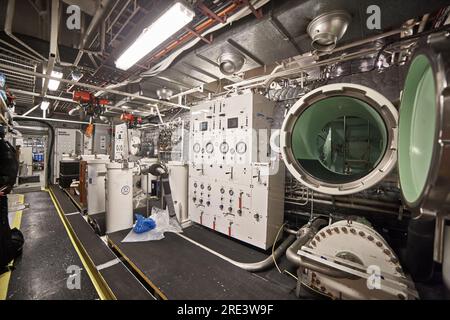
113,123,141,160
188,92,285,249
113,123,127,160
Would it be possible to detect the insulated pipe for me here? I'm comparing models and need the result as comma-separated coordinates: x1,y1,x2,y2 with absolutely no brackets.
176,232,296,272
285,219,351,279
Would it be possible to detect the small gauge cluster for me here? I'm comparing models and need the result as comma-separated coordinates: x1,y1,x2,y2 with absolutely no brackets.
192,141,247,155
191,181,244,216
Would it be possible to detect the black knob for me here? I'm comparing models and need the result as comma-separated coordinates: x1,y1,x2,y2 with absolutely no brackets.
199,199,203,204
237,209,242,215
207,185,211,191
228,207,232,212
192,197,197,202
219,204,224,210
206,201,210,206
220,188,225,194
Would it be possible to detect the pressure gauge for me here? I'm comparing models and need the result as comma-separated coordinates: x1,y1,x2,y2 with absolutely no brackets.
220,141,229,154
205,142,214,154
236,141,247,154
193,142,201,153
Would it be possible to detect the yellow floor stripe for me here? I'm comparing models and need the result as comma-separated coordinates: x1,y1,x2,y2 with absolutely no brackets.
46,188,115,300
0,194,24,300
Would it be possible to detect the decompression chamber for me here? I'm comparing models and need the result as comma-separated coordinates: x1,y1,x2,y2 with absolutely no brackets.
280,32,450,299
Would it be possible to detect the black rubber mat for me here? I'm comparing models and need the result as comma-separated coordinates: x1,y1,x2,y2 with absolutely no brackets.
7,191,98,300
108,227,298,300
63,188,86,213
182,224,298,292
50,185,154,300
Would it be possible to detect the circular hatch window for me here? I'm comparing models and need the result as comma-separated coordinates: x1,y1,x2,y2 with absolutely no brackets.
281,83,398,195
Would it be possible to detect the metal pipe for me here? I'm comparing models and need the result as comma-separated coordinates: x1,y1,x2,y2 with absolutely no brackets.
4,0,46,61
21,103,41,116
225,27,418,91
225,47,381,90
285,198,400,216
9,88,75,103
286,219,351,279
13,115,109,126
289,190,401,209
0,63,189,109
176,232,296,272
0,40,41,63
74,0,112,66
14,125,48,132
42,0,60,96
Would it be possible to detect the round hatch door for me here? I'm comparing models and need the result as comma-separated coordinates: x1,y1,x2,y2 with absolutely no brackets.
398,35,450,215
280,83,398,195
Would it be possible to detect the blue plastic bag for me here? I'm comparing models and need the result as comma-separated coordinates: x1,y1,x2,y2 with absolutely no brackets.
133,214,156,234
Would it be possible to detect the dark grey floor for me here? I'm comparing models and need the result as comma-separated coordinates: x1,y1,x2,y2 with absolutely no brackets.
7,191,98,300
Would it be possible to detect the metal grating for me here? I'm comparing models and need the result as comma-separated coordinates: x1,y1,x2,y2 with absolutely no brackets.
0,47,37,107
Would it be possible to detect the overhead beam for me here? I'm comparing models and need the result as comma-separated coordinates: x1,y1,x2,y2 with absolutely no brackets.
42,0,60,96
22,103,41,116
182,62,220,81
227,39,265,66
0,63,189,109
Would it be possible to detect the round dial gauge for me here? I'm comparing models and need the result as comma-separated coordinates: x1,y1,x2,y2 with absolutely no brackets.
236,141,247,154
193,143,201,153
220,141,229,154
205,142,214,154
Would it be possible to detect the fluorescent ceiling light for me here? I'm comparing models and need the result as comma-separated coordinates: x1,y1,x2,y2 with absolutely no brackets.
40,101,50,111
115,2,195,70
48,70,63,91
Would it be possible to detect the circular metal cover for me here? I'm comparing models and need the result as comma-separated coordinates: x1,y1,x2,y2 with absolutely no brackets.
280,83,398,195
218,52,245,75
398,33,450,215
303,220,406,299
307,10,352,51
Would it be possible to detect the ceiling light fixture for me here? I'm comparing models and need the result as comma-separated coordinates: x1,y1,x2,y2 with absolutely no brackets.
40,101,50,111
48,70,63,91
70,70,83,82
115,2,195,70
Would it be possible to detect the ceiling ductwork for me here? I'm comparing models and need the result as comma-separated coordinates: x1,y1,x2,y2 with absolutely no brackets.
218,51,246,76
307,10,352,51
